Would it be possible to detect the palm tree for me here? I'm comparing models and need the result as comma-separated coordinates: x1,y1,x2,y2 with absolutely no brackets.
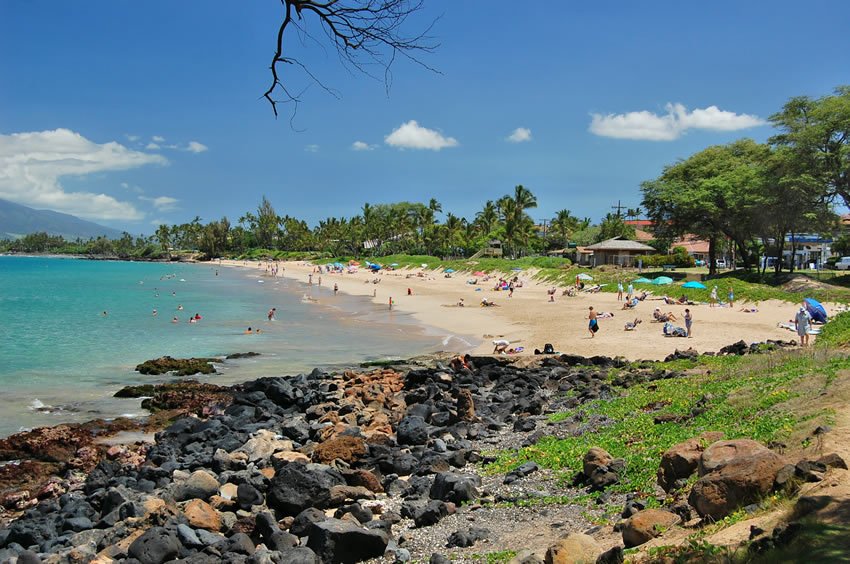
513,185,538,213
551,209,579,248
155,224,172,259
474,200,499,236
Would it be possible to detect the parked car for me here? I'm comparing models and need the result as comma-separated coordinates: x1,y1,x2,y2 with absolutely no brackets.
715,259,727,268
835,257,850,270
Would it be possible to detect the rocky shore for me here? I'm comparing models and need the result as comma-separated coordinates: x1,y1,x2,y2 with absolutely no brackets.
0,339,841,563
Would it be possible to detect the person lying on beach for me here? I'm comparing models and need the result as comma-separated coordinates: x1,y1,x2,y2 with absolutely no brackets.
481,298,499,307
457,298,465,307
662,322,688,337
663,296,676,305
562,287,577,297
597,311,615,319
637,291,650,301
653,308,678,322
624,318,642,331
622,297,640,309
677,295,696,305
739,306,759,313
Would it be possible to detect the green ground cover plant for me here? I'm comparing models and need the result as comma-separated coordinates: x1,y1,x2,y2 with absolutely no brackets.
486,340,850,497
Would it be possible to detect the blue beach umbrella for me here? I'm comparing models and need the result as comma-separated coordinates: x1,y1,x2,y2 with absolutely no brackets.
445,268,455,273
804,297,828,323
652,276,674,285
682,281,707,289
632,277,653,284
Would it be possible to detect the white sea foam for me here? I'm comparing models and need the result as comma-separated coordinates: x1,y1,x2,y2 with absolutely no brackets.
442,334,474,347
28,399,46,410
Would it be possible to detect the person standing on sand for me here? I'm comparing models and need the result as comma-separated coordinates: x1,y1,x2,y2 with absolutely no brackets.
588,306,599,338
728,286,735,308
627,282,634,301
334,283,339,295
617,280,624,301
710,286,718,307
684,308,693,337
795,306,811,346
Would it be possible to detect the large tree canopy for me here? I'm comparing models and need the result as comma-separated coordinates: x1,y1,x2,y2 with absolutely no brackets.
769,85,850,207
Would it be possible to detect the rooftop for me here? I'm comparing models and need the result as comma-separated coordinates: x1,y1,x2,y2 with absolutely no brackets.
585,237,656,251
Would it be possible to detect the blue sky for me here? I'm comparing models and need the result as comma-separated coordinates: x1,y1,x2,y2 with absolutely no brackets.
1,1,848,233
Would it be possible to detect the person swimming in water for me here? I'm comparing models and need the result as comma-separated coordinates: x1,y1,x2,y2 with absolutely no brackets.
172,316,179,323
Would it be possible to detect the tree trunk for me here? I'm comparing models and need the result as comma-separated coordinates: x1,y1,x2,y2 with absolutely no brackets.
708,236,717,276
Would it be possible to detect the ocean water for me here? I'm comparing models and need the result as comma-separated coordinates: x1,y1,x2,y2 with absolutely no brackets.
0,256,475,438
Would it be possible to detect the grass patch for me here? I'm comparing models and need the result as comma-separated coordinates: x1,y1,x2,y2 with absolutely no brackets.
460,550,518,564
487,350,846,496
816,311,850,349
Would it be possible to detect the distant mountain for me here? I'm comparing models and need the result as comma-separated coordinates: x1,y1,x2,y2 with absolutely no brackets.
0,199,125,240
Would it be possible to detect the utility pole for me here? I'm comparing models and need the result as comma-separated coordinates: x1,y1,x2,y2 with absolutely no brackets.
611,200,625,218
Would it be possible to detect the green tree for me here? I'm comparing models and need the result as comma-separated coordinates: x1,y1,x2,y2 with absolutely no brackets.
550,209,580,248
256,196,279,249
597,213,636,242
769,86,850,207
642,139,772,273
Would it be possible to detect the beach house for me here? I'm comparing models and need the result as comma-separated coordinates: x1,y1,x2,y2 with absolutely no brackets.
582,237,655,267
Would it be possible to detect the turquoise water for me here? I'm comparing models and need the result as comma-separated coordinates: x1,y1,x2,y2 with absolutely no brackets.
0,256,474,437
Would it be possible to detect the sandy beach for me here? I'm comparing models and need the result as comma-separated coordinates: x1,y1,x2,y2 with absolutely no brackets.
219,260,824,360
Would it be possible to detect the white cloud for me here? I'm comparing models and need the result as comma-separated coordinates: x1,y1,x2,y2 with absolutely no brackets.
152,135,165,143
140,195,179,211
384,120,458,151
150,218,166,226
351,141,376,151
146,142,161,150
186,141,208,153
589,103,766,141
126,134,140,142
0,128,166,220
305,144,320,153
506,127,532,143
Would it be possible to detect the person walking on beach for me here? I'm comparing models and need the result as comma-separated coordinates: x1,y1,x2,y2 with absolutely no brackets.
727,286,735,308
617,280,624,301
710,286,718,307
684,308,693,337
588,306,599,338
795,306,811,346
334,283,339,295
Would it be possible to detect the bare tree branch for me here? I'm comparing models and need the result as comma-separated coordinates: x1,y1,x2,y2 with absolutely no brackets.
263,0,439,119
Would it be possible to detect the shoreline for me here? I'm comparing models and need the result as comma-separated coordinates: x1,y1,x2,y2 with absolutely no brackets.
0,257,470,439
221,259,826,360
